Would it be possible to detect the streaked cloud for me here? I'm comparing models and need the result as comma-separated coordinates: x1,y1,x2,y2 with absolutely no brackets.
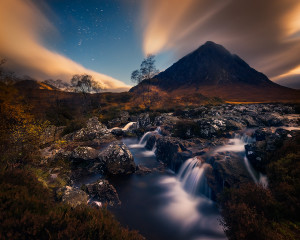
141,0,300,88
0,0,130,92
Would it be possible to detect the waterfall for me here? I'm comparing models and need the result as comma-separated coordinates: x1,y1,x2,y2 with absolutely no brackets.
177,158,211,198
122,122,136,131
214,132,268,188
138,127,161,146
139,131,153,145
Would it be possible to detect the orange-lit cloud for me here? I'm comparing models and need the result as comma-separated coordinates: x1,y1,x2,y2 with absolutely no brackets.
141,0,300,88
0,0,130,92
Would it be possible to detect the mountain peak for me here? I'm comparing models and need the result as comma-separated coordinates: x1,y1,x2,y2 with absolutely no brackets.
154,41,271,89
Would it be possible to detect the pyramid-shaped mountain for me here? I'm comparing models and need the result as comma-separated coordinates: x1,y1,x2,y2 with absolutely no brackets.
131,41,299,102
156,41,272,89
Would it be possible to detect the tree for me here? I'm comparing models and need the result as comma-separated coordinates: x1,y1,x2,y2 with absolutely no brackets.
131,55,159,109
131,55,159,84
71,74,102,96
0,58,16,85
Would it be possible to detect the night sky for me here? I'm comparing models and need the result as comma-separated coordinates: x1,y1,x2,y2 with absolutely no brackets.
42,0,144,84
0,0,299,90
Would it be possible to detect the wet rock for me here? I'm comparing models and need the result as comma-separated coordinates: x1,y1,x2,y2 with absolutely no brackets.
155,136,192,171
99,142,136,175
208,152,253,196
145,134,161,150
110,128,124,137
58,186,88,207
83,179,121,206
135,165,152,175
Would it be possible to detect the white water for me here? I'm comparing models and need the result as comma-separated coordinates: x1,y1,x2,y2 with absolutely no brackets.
129,127,161,149
215,134,268,187
116,138,226,239
109,122,136,132
177,158,211,198
157,158,225,239
141,142,157,157
122,122,136,131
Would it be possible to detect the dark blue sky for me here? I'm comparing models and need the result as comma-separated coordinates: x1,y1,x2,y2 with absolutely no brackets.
40,0,170,85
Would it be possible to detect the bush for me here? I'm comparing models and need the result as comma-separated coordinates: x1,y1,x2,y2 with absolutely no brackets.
219,133,300,240
61,119,86,136
0,170,144,240
219,184,295,240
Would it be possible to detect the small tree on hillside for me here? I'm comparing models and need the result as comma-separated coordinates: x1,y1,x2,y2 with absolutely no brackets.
70,74,103,114
131,55,159,109
71,74,102,96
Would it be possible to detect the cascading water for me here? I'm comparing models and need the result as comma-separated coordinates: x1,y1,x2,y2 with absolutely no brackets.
214,133,268,187
137,127,161,146
177,158,211,198
114,133,226,240
122,122,136,131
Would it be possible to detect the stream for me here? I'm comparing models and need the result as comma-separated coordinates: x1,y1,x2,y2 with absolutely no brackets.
108,137,226,240
75,128,268,240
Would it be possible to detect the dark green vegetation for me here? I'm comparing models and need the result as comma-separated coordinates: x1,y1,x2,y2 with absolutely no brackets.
0,83,143,240
219,134,300,240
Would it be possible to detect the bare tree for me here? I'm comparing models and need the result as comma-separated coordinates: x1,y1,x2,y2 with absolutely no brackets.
71,74,102,96
131,55,159,109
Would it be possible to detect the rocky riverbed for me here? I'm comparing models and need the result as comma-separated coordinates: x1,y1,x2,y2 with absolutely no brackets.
39,103,299,239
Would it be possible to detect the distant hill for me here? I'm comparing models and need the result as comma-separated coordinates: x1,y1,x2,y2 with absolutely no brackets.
131,41,300,102
14,79,58,91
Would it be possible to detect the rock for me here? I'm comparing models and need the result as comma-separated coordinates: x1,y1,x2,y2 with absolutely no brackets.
135,165,152,175
208,152,253,196
59,186,88,207
99,142,136,175
64,117,113,142
110,128,124,137
71,146,99,161
83,179,121,206
136,113,151,129
225,119,245,130
155,136,192,171
153,113,179,126
145,134,160,150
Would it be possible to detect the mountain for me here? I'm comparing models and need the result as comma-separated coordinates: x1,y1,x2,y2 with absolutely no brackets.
131,41,299,102
156,41,272,89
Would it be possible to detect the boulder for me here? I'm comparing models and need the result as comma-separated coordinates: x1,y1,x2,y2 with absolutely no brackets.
209,152,253,196
110,128,124,137
71,146,99,161
155,136,192,171
64,117,113,142
59,186,88,207
99,142,136,175
136,113,151,129
83,179,121,206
